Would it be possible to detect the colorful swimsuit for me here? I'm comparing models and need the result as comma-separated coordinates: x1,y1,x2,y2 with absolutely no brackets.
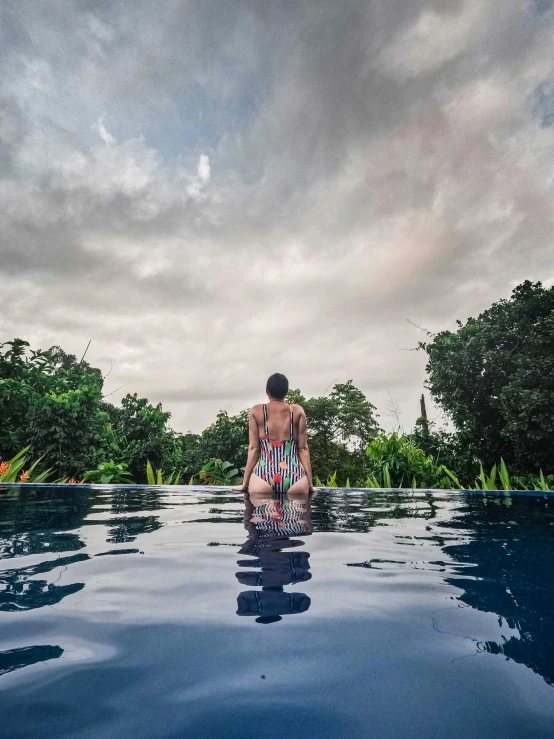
253,404,306,493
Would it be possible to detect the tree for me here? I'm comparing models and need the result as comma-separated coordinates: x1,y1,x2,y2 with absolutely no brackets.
0,339,110,477
27,380,108,478
421,281,554,472
288,380,380,484
106,393,181,483
0,339,54,456
197,410,250,473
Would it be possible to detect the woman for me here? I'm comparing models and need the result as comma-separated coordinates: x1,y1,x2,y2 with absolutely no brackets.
232,373,317,495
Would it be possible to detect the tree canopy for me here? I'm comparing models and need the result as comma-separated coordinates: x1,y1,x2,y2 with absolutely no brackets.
421,281,554,472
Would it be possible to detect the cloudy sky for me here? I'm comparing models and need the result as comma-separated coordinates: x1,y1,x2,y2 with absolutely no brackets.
1,0,554,434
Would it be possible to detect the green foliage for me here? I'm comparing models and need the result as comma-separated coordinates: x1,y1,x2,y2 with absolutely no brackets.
146,460,181,485
365,467,393,489
198,410,250,472
82,461,134,484
412,418,478,482
477,463,498,491
177,433,203,478
105,393,181,484
361,449,553,492
288,380,380,485
197,459,241,486
0,339,109,478
533,471,553,492
314,471,339,488
499,459,511,491
3,318,553,489
27,381,107,479
439,466,463,489
421,281,554,473
0,447,52,483
366,433,453,489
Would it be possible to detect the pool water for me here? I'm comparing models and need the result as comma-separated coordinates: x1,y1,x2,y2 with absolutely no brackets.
1,485,553,738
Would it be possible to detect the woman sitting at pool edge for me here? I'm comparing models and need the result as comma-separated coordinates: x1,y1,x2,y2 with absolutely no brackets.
232,373,317,495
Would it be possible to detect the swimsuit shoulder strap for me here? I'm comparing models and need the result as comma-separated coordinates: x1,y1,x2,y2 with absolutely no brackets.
289,404,294,440
262,404,269,436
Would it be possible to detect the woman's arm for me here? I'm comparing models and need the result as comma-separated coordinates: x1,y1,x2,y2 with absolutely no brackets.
296,407,316,492
233,409,260,491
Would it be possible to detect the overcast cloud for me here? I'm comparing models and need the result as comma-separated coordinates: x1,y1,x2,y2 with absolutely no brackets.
1,0,554,433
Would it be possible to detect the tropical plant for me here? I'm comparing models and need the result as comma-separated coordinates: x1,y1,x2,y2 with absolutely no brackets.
197,459,241,485
532,470,553,491
366,433,454,489
361,455,553,492
365,467,393,488
146,460,181,485
314,471,339,488
81,460,134,484
0,447,52,483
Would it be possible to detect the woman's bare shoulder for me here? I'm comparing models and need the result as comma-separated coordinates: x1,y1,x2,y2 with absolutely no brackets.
290,403,305,415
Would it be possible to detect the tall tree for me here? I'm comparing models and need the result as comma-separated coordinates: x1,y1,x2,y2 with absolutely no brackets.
421,281,554,472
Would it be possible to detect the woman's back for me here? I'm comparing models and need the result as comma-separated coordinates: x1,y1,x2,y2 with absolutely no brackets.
256,402,298,441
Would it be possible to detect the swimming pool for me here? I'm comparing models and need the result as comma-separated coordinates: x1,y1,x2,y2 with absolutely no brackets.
1,485,553,738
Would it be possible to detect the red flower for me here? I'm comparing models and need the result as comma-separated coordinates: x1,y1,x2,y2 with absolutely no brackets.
274,473,282,484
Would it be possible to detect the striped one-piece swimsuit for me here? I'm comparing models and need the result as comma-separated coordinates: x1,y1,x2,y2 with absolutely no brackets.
253,404,306,493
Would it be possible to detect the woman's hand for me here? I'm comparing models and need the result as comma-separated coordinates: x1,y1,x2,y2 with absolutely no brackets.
309,483,319,494
232,482,248,492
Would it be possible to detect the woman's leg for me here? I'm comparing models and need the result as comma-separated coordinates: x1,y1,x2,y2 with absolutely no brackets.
287,474,309,495
248,472,274,494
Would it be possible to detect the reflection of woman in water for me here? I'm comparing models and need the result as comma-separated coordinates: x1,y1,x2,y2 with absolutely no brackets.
248,496,310,538
236,490,314,623
232,373,317,495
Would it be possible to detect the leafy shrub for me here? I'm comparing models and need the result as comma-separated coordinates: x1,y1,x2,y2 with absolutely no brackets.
365,433,452,489
81,461,134,484
197,459,241,485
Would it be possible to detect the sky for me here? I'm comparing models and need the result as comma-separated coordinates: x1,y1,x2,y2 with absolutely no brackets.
1,0,554,435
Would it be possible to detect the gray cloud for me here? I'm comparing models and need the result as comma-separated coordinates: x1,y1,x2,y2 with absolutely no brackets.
1,0,554,434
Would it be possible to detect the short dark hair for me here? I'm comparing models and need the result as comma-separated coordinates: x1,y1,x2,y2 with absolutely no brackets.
266,373,289,400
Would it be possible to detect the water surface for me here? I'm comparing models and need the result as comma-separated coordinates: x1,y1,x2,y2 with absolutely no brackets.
1,485,553,738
